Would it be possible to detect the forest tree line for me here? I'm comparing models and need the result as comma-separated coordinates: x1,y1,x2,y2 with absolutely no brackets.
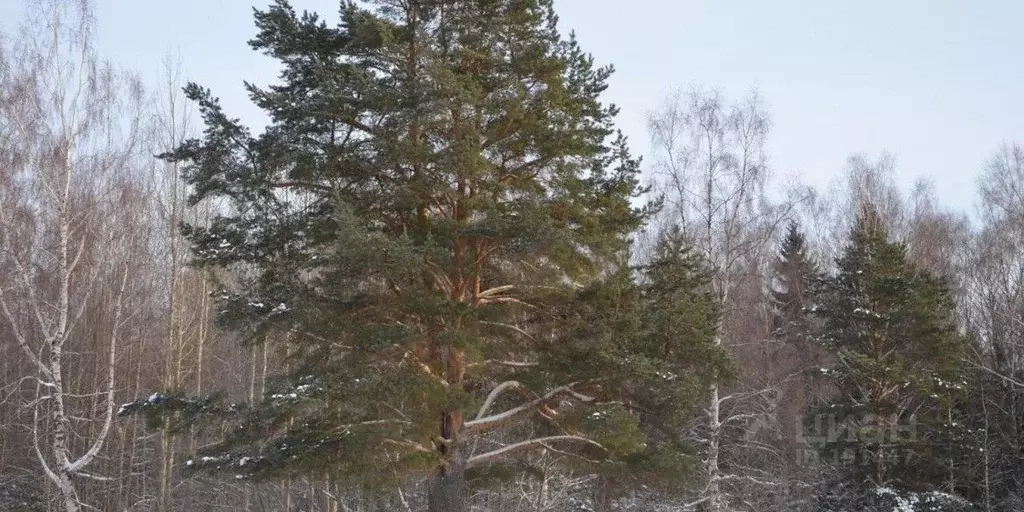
2,1,1024,511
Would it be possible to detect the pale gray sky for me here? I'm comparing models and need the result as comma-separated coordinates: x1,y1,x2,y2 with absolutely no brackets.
3,0,1022,213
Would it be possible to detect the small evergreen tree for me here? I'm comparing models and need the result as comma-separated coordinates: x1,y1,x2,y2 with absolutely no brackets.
770,221,820,350
119,1,725,509
592,226,730,505
810,207,973,508
528,226,729,510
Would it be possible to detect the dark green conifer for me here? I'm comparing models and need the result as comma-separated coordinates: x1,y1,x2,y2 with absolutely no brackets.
767,221,826,496
770,221,820,349
811,207,972,507
120,1,725,509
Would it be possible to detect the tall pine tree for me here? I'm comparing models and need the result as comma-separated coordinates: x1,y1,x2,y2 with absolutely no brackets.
811,207,973,509
122,1,724,509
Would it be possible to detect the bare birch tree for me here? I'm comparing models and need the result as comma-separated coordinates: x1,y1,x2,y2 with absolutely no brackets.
0,1,147,510
149,52,199,512
958,143,1024,510
795,153,969,280
647,88,792,511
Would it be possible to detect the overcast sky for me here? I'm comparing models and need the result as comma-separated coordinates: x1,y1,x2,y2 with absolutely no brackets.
3,0,1022,214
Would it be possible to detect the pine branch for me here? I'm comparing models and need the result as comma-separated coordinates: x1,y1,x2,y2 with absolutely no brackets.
463,383,596,437
465,436,606,470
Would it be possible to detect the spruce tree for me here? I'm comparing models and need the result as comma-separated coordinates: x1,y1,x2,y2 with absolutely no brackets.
119,0,724,509
538,226,728,509
601,226,730,503
767,221,825,493
811,207,972,508
770,221,819,350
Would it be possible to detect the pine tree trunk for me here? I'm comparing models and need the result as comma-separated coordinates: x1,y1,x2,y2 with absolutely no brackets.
428,454,467,512
428,344,468,512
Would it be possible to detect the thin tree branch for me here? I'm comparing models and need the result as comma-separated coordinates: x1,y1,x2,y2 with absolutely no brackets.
466,436,606,470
